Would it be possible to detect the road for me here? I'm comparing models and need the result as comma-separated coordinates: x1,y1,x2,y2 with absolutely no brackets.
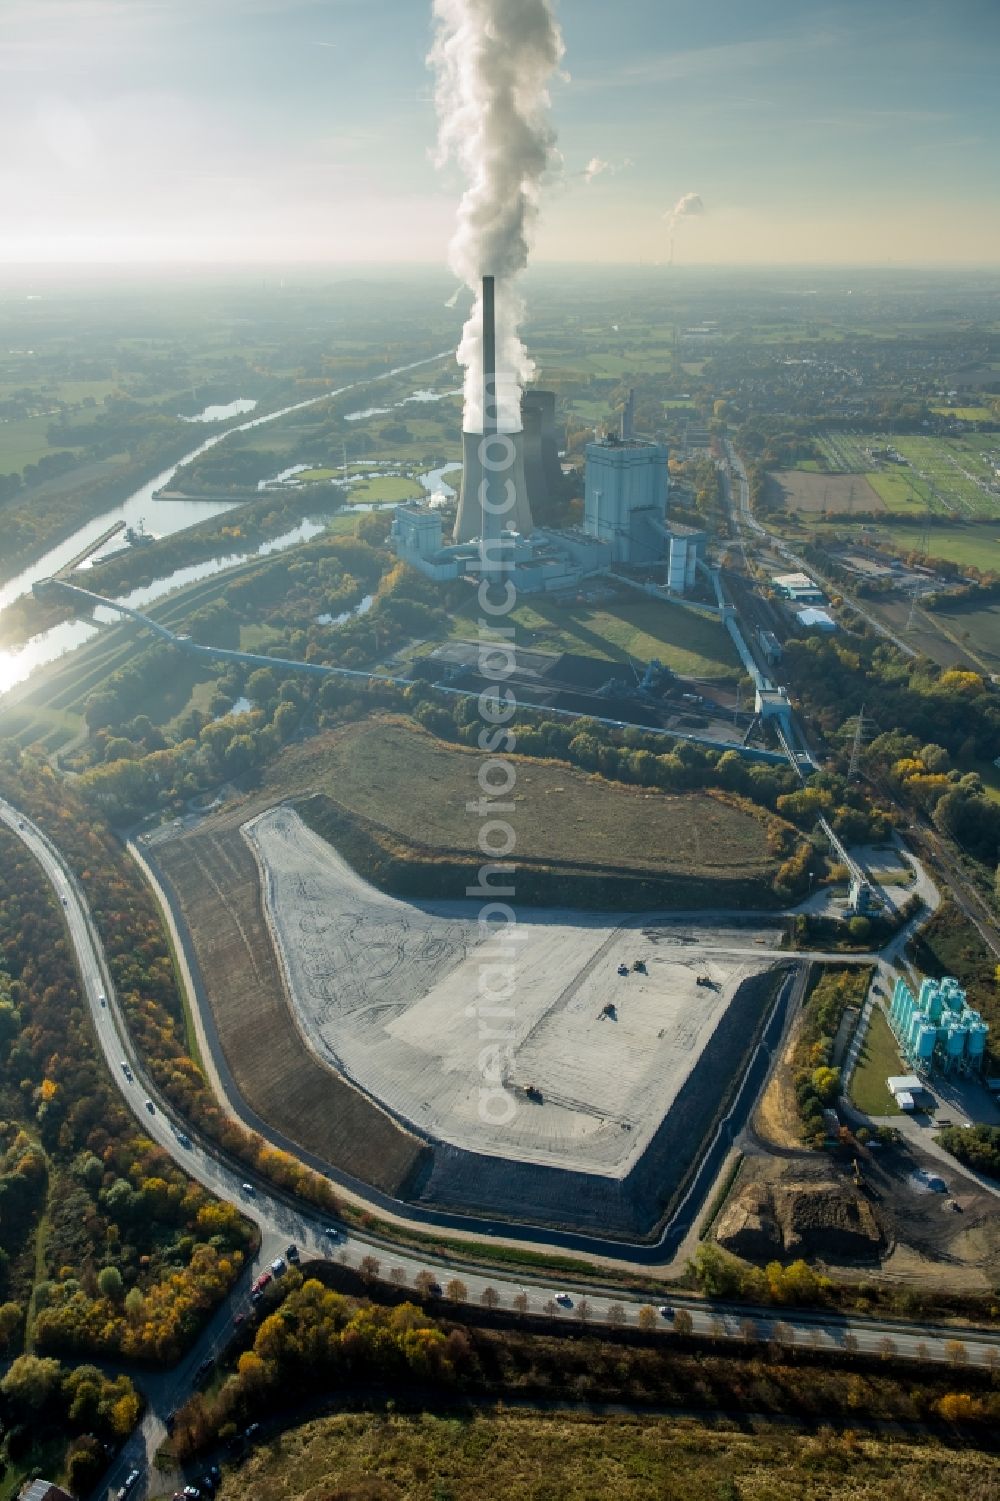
722,440,919,659
3,799,1000,1500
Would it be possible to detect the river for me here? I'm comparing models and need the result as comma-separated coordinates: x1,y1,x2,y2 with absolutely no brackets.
0,352,454,698
0,458,461,699
0,349,451,616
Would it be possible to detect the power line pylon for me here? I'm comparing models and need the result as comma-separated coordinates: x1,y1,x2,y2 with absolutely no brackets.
848,703,866,780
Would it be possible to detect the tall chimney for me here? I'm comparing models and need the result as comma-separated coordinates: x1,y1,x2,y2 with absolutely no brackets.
482,274,497,437
453,275,534,545
479,275,500,558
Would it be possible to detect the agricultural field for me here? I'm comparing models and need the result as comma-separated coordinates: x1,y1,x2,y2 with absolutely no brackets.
0,413,78,471
275,717,778,882
448,594,742,680
767,470,884,515
932,405,997,422
809,431,1000,518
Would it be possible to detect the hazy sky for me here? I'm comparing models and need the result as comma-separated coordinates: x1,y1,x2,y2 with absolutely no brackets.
3,0,998,266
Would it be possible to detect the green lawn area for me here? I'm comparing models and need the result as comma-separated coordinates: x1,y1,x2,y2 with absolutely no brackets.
931,406,995,422
0,414,77,471
793,515,1000,576
347,474,424,503
865,469,934,514
326,510,363,535
296,466,341,481
239,623,287,653
451,595,741,679
850,1005,903,1117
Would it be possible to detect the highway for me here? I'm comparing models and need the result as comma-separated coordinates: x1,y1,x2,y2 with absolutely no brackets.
3,798,1000,1499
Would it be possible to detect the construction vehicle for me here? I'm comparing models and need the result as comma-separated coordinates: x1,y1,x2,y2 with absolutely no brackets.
632,959,647,973
617,963,629,977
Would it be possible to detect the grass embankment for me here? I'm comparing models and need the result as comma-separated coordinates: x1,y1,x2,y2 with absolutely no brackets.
850,1007,904,1118
275,716,784,908
219,1409,1000,1501
448,594,741,680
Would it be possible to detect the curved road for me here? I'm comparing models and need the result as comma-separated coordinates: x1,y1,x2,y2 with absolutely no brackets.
2,799,1000,1499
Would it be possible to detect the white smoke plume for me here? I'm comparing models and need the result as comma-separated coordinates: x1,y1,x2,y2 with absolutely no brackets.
665,191,704,264
429,0,564,432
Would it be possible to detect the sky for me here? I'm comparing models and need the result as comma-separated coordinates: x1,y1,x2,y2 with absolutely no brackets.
2,0,998,267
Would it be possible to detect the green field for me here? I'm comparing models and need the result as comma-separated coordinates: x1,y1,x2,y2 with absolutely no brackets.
774,512,1000,576
274,716,780,881
449,595,741,680
295,466,341,481
932,406,995,422
0,414,78,471
865,469,935,514
348,474,423,503
812,431,1000,519
849,1005,903,1118
872,521,1000,573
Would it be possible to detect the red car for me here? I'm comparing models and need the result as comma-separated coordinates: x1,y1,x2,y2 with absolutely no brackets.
250,1271,272,1297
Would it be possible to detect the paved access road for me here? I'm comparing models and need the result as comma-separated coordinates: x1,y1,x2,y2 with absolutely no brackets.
3,800,1000,1501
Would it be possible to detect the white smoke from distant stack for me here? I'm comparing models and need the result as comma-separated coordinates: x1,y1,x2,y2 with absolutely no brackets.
429,0,564,433
665,191,704,264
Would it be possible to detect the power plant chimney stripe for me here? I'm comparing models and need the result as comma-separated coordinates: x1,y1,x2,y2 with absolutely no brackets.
482,275,496,437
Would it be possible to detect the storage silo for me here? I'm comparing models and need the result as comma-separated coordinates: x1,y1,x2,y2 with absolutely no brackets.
940,976,966,1014
905,1009,926,1056
967,1021,988,1066
945,1023,968,1070
916,1023,937,1065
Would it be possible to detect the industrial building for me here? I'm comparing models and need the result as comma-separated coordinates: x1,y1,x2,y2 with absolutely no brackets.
579,433,707,589
772,571,825,604
792,605,837,633
390,505,613,593
391,280,706,597
888,976,988,1078
583,434,669,562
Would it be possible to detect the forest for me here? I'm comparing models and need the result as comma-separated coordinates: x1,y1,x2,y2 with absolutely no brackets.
0,823,255,1368
169,1267,1000,1471
0,748,342,1225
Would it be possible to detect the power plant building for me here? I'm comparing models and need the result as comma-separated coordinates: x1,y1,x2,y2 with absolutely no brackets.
521,389,563,518
392,277,705,597
582,433,706,591
583,435,669,564
887,975,988,1078
390,504,612,594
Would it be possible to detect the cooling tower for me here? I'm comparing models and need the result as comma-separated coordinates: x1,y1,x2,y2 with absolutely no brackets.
520,389,562,520
453,275,534,545
454,429,534,544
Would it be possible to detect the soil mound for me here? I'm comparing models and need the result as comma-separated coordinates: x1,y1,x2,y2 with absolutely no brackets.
716,1179,884,1262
